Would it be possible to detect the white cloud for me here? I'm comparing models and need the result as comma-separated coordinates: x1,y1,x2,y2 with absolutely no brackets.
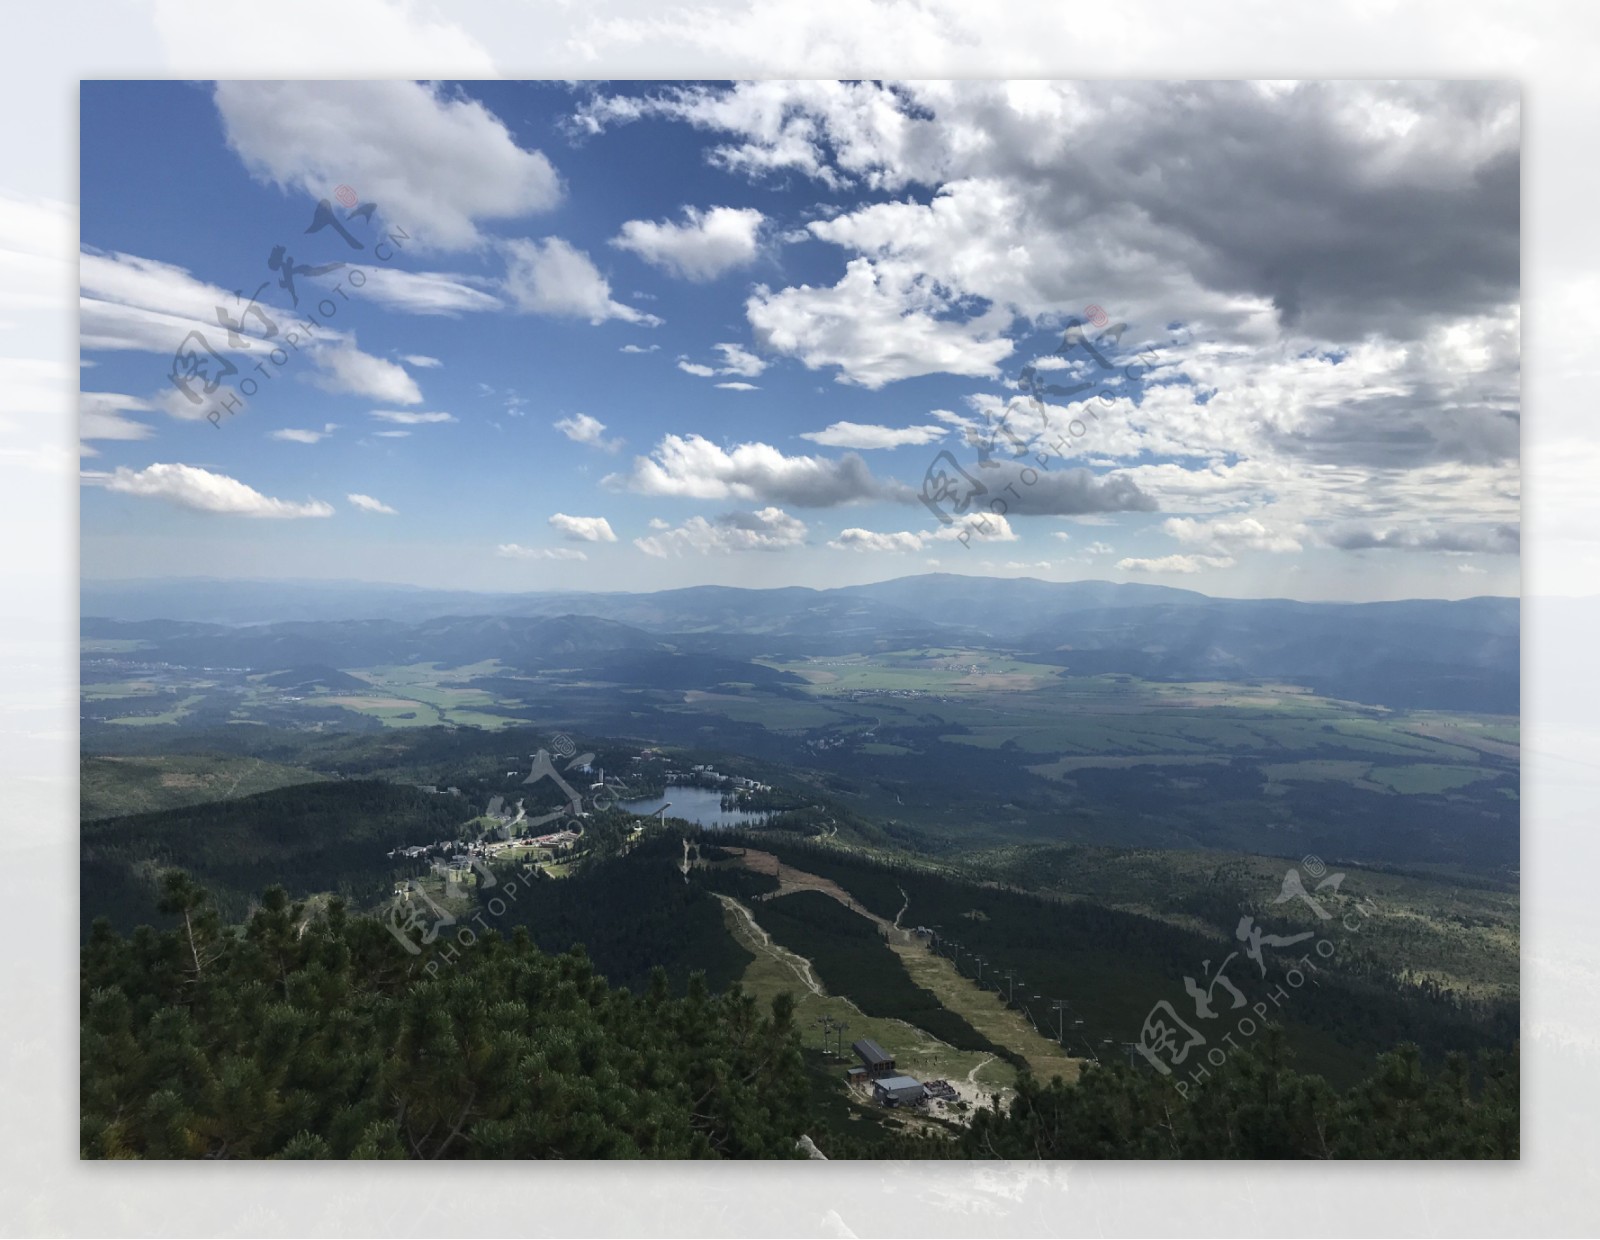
713,342,767,378
553,412,622,452
548,513,617,543
748,258,1013,388
611,433,901,507
1118,553,1237,574
1163,515,1304,554
933,512,1018,543
370,410,455,425
213,81,561,251
357,268,502,315
678,341,770,385
579,81,1522,592
402,354,442,368
611,205,763,281
496,544,588,561
372,430,411,439
347,492,397,515
800,421,946,449
94,462,334,518
501,237,658,325
271,423,338,444
80,393,154,442
832,512,1017,551
309,340,424,404
829,528,929,553
79,250,420,407
1086,541,1114,556
620,343,659,354
634,507,806,557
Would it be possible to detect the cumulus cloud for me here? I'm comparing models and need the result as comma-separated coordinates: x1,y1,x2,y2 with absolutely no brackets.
553,412,622,452
832,512,1018,551
1163,515,1304,554
800,421,946,450
548,513,617,543
611,433,902,507
715,382,758,391
94,462,334,518
213,80,561,250
747,259,1013,388
829,528,929,553
586,80,1517,341
574,80,1521,591
402,354,442,368
347,492,397,514
634,507,806,556
1118,553,1236,574
496,544,588,561
677,360,717,377
370,410,455,425
611,205,764,280
501,237,659,325
620,343,659,354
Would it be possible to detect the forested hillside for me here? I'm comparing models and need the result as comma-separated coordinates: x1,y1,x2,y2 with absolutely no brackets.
80,874,1518,1160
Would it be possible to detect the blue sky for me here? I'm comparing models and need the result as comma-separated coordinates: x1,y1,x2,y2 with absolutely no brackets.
79,80,1520,599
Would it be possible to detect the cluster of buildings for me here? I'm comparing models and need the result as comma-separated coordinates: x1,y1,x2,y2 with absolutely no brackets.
846,1039,930,1108
385,840,458,861
656,764,771,793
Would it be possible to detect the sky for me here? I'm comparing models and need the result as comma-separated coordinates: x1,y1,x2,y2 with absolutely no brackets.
77,79,1521,600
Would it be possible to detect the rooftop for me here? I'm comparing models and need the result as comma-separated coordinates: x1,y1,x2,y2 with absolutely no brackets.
873,1075,923,1091
852,1038,893,1065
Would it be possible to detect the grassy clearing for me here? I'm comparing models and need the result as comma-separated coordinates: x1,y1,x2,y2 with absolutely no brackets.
887,940,1082,1086
718,896,1005,1089
104,694,205,726
1367,764,1498,795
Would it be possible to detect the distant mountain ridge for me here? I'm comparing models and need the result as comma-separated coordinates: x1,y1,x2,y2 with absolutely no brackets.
82,574,1519,712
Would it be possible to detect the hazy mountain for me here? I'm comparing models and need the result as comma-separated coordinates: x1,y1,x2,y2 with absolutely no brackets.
82,575,1519,711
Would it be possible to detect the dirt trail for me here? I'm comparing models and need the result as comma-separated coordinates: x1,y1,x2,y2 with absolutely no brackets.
714,893,825,997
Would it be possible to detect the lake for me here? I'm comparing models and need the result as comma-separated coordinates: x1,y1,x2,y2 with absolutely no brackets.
619,785,769,829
